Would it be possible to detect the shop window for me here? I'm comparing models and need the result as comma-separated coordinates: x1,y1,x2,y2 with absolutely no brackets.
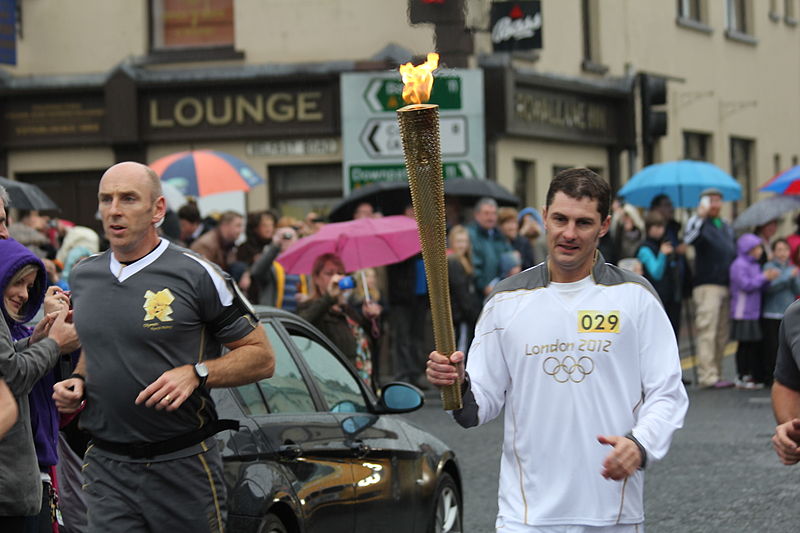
730,137,754,209
726,0,757,43
683,131,710,162
149,0,243,62
581,0,607,74
268,163,343,221
676,0,712,32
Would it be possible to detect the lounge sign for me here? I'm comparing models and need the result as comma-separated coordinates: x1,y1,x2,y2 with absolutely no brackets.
490,1,542,52
142,83,338,141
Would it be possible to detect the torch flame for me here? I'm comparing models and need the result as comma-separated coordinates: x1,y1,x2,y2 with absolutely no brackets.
399,52,439,105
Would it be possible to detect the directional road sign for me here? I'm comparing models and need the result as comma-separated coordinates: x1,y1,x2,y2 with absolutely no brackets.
364,76,463,113
342,69,484,193
359,116,467,158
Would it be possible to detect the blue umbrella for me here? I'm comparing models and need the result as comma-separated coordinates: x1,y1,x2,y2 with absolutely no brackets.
618,160,742,208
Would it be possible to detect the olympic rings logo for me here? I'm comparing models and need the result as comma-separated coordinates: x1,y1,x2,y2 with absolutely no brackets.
542,355,594,383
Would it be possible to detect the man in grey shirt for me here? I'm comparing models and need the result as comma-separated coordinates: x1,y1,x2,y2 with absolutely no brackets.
53,162,275,533
771,299,800,465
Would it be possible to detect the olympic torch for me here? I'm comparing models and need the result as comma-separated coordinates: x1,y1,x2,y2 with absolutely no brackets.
396,53,461,411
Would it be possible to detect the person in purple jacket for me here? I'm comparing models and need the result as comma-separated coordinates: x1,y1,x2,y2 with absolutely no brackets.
729,233,780,389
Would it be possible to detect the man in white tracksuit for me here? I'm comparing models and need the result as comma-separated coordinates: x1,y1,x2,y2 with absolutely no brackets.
427,168,688,532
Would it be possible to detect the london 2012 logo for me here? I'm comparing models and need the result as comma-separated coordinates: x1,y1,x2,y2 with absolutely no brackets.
543,355,594,383
143,288,175,322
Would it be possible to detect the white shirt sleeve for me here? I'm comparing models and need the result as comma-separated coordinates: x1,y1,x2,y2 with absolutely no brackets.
464,294,511,426
631,290,689,463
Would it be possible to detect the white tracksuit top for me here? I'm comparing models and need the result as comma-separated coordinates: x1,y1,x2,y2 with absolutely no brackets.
454,256,689,529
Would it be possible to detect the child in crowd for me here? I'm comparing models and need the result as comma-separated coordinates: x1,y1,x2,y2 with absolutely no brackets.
637,211,681,337
762,238,800,386
729,234,780,389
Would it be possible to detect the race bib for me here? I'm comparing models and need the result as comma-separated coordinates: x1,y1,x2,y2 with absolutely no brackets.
577,311,621,333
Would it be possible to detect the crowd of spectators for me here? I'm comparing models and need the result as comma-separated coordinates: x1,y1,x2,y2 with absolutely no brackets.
7,171,800,530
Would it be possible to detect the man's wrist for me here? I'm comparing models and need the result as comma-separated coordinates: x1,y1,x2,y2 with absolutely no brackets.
625,432,647,469
461,372,471,397
69,372,85,382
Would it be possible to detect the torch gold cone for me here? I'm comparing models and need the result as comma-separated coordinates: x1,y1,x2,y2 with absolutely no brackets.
397,104,461,411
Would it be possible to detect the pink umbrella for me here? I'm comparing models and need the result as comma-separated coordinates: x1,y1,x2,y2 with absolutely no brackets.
277,215,421,274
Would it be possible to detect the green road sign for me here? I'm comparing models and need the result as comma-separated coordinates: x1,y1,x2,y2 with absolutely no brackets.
348,162,477,190
364,76,462,113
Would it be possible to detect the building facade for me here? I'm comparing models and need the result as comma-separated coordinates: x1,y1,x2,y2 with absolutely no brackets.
0,0,797,225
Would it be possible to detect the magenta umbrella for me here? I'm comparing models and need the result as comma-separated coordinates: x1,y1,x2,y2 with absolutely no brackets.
277,215,421,274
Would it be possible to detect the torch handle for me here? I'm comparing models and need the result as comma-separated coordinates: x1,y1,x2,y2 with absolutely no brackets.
397,104,462,410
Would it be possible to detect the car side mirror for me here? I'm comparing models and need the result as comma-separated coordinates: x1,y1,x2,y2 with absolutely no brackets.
378,382,424,413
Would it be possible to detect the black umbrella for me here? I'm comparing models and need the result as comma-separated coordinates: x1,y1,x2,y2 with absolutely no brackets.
328,178,520,222
0,177,59,211
328,181,411,222
443,178,520,207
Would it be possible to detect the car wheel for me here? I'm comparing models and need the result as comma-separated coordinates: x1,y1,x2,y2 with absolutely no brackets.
261,512,288,533
429,472,462,533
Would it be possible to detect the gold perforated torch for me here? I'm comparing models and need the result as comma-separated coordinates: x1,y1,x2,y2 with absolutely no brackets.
397,53,461,410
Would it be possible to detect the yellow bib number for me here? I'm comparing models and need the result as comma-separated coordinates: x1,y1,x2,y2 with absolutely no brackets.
578,311,621,333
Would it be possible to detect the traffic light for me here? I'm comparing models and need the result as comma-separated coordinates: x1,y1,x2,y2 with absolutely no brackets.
640,74,667,143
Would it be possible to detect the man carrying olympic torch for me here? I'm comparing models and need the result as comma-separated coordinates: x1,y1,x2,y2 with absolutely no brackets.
426,167,688,531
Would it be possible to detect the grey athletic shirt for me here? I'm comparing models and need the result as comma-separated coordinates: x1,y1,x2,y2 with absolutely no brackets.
72,238,256,444
775,299,800,391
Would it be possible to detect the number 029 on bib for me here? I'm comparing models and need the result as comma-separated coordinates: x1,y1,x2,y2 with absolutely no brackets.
577,311,621,333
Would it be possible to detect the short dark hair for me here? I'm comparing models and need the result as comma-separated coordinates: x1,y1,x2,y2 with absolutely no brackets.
177,202,201,224
644,210,666,232
773,237,790,252
650,193,671,209
546,168,611,219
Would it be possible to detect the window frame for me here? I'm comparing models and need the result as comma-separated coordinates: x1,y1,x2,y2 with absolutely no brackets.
730,136,754,209
725,0,759,44
683,131,712,162
580,0,608,74
676,0,713,33
146,0,244,64
786,0,798,25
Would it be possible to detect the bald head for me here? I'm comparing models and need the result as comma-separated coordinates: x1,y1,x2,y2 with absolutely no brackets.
102,162,163,203
98,162,167,261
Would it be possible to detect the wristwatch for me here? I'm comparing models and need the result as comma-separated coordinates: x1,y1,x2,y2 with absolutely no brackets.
194,363,209,388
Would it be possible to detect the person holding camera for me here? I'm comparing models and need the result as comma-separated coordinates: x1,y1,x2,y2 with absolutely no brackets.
297,253,381,387
684,188,737,388
241,225,309,311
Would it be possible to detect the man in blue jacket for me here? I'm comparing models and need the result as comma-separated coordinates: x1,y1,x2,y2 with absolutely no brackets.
467,198,512,298
684,188,737,388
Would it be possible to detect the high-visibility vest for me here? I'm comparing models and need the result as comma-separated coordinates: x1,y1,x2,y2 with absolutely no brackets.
273,261,308,309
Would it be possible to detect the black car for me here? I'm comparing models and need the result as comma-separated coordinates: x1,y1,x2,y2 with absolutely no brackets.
212,307,463,533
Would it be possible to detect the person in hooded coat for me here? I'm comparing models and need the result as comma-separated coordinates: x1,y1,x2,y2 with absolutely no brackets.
729,233,780,389
0,238,78,531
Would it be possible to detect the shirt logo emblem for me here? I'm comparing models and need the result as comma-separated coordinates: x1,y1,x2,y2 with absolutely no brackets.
143,289,175,322
543,355,594,383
